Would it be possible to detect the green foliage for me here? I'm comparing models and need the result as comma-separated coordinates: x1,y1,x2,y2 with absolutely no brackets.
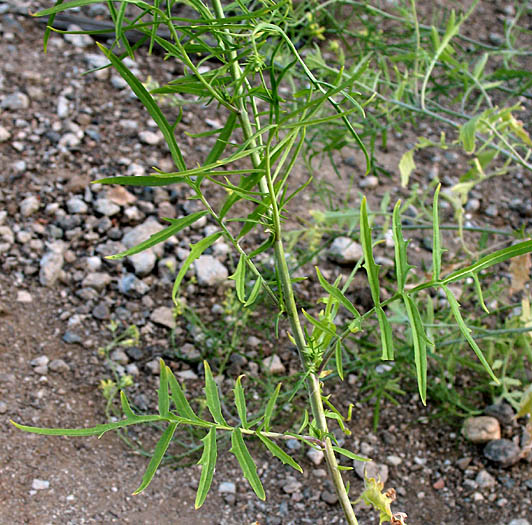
16,1,532,523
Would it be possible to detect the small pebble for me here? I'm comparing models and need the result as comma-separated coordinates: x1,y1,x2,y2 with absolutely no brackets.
16,290,33,303
193,255,229,286
48,359,70,373
462,416,501,443
145,359,160,375
327,237,363,265
484,439,521,467
218,481,236,494
262,354,285,374
32,479,50,490
306,448,324,466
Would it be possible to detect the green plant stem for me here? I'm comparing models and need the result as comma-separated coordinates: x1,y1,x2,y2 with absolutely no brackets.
209,0,357,521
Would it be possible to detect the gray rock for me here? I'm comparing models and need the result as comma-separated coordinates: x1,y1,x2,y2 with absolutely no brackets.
66,197,88,214
39,251,64,286
193,255,228,286
129,251,156,276
139,130,162,145
218,482,236,494
118,273,149,296
48,359,70,373
126,347,144,361
489,32,504,46
321,490,338,505
475,469,496,489
485,204,498,218
2,92,29,110
508,520,531,525
180,343,201,361
462,416,501,443
286,439,301,451
110,349,129,365
16,230,31,244
125,363,140,377
328,237,363,265
92,303,110,320
0,401,7,414
111,75,128,89
484,439,521,467
85,53,109,70
484,402,514,426
307,447,324,466
262,354,285,374
122,218,164,256
145,359,161,375
150,306,175,329
20,196,40,217
94,198,120,217
282,477,303,494
82,272,111,291
62,331,82,344
354,459,389,484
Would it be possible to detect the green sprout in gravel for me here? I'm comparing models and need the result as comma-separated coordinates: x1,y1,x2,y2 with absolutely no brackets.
12,1,532,523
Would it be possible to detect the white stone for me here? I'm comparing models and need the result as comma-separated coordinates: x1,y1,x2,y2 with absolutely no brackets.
307,447,324,466
328,237,363,264
32,479,50,490
360,175,379,189
262,354,285,374
0,125,10,142
16,290,33,303
20,196,40,217
462,416,501,444
139,130,162,145
39,251,64,286
64,25,93,48
129,251,156,277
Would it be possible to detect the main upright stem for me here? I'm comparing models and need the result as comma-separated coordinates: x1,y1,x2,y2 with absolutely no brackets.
209,1,357,522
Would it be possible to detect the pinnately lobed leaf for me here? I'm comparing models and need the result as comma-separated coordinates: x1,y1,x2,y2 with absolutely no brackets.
230,428,265,500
